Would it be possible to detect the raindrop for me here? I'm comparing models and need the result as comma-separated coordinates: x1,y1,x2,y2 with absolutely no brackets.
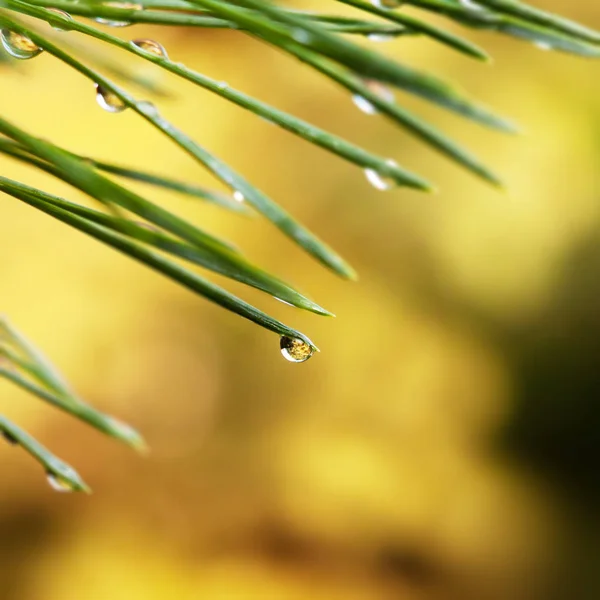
459,0,484,11
136,100,158,117
367,33,397,42
95,2,142,28
364,159,398,191
352,95,376,115
95,84,127,113
46,8,72,32
233,191,244,203
352,80,394,115
0,29,43,60
131,38,168,59
372,0,402,9
280,336,314,363
46,472,75,493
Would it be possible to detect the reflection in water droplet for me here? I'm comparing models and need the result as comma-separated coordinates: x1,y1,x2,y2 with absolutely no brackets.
0,29,43,60
95,84,127,113
233,191,244,203
372,0,402,8
47,8,72,31
95,2,142,28
46,472,75,493
534,41,552,51
280,336,314,363
131,38,168,58
364,159,398,190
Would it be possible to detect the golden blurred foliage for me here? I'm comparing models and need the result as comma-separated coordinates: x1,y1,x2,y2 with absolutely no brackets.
1,2,600,599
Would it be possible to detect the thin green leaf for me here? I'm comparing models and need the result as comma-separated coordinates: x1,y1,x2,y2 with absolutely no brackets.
185,0,514,130
0,413,91,492
337,0,490,61
0,177,332,315
7,2,432,190
0,178,320,351
0,15,357,279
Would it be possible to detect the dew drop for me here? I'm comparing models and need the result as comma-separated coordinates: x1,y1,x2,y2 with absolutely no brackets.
95,84,126,113
0,29,43,60
95,2,142,28
47,8,72,32
459,0,484,11
364,159,398,191
233,190,244,203
372,0,402,9
131,38,168,59
280,336,314,363
352,95,376,115
367,33,397,42
46,472,75,493
352,80,394,115
136,100,159,117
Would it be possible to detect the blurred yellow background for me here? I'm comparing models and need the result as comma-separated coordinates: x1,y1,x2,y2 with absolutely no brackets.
1,2,600,599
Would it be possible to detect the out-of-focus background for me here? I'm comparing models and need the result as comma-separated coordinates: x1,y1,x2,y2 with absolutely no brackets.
1,2,599,599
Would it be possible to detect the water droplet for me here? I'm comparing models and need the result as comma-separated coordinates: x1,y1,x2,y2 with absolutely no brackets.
47,8,72,31
352,81,394,115
280,336,314,363
46,472,75,493
292,28,312,45
364,159,398,191
233,191,244,203
136,100,158,117
131,38,168,59
459,0,484,11
534,41,552,51
352,95,376,115
94,2,142,28
0,29,43,60
2,430,18,445
372,0,402,9
95,84,126,113
367,33,397,42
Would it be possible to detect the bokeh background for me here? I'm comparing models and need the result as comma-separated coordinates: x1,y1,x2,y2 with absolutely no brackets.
1,1,599,599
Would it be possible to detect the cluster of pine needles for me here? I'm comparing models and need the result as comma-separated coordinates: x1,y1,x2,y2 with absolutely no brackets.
0,0,597,491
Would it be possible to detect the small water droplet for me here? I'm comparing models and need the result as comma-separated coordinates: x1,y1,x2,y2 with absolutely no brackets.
131,38,168,58
352,95,376,115
292,28,312,45
136,100,158,117
1,29,43,60
367,33,397,42
46,472,75,493
46,8,72,31
95,2,142,28
372,0,402,9
352,81,394,115
534,41,552,51
233,191,244,203
280,336,314,363
95,84,126,113
364,159,398,191
459,0,485,11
